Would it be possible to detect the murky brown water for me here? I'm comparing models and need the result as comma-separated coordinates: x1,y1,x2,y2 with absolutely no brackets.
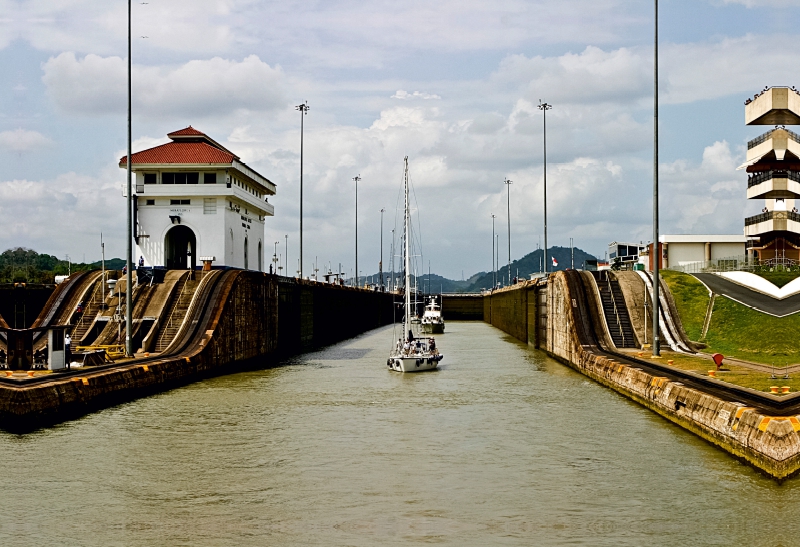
2,321,797,546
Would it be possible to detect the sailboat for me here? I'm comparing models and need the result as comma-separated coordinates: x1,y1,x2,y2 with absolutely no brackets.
387,157,443,373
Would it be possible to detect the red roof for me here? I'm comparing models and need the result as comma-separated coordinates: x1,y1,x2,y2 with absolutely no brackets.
168,126,205,137
119,141,237,166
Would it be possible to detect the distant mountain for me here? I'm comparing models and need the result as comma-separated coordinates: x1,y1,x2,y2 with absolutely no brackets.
355,246,595,293
463,246,596,292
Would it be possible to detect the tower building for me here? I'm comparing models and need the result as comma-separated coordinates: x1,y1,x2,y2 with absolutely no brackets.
119,127,276,271
741,87,800,263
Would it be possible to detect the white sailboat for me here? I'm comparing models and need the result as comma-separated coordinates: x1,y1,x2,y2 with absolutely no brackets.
420,296,445,334
387,157,443,373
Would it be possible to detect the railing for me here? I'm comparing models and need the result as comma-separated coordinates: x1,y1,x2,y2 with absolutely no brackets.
748,170,800,188
747,128,800,150
604,275,626,347
744,210,800,226
668,254,799,274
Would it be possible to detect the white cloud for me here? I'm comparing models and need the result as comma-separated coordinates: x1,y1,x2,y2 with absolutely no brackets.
0,129,53,152
718,0,799,7
392,90,441,100
0,171,126,257
42,53,286,118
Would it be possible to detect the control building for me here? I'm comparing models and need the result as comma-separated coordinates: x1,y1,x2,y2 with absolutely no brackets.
740,87,800,263
119,127,276,271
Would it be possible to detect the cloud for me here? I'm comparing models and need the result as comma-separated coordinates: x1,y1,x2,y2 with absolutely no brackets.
42,53,286,118
718,0,798,6
0,171,126,257
0,129,53,152
392,90,441,100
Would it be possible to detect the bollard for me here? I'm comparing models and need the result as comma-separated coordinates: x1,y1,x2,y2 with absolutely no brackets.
667,359,674,365
782,386,791,394
5,371,12,377
27,370,35,377
770,386,780,394
708,370,716,378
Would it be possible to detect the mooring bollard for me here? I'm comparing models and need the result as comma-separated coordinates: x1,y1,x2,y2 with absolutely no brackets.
708,370,716,378
782,386,791,394
770,386,780,394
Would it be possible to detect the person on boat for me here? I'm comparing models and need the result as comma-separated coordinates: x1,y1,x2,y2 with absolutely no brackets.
403,340,410,355
138,256,145,268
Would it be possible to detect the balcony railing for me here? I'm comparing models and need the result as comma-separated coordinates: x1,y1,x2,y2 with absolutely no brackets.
744,210,800,226
747,170,800,188
747,128,800,150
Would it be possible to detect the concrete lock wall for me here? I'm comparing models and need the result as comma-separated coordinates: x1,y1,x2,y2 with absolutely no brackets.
0,273,395,431
441,295,483,320
480,272,800,480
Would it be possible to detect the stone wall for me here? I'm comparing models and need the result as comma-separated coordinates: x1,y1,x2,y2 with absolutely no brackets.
483,283,533,343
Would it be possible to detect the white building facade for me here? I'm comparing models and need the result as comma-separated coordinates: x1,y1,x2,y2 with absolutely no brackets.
119,127,276,271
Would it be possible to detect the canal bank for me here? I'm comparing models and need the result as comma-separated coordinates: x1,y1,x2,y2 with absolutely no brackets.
482,272,800,480
2,321,795,547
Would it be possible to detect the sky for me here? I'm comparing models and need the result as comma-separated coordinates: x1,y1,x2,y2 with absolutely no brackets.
1,0,799,279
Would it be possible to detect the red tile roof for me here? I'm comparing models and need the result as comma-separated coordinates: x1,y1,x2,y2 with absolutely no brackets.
119,141,237,166
168,126,205,137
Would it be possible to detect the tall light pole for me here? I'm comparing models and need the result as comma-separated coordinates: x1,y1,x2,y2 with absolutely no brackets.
296,101,309,279
380,207,385,291
504,178,512,283
353,174,361,287
491,214,496,288
285,234,288,277
125,0,133,357
652,0,661,356
538,100,552,275
273,241,279,274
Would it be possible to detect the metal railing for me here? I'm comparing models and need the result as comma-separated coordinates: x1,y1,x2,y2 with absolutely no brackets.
747,128,800,150
604,275,627,347
744,210,800,226
748,170,800,188
667,254,799,274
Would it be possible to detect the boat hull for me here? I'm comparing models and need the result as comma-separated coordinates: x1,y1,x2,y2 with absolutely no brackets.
421,322,445,334
387,354,442,372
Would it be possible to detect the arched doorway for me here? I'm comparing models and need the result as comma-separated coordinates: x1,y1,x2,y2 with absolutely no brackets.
244,236,249,270
164,225,196,270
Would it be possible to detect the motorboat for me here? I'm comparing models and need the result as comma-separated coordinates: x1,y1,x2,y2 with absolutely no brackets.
420,296,445,334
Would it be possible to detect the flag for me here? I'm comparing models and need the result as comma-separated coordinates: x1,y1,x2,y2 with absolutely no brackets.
552,256,558,267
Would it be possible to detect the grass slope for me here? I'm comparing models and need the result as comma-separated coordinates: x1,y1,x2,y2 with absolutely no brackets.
662,270,800,366
753,269,800,288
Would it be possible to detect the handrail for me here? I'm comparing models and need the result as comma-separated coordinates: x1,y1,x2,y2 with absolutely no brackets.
747,127,800,150
604,273,626,347
748,170,800,188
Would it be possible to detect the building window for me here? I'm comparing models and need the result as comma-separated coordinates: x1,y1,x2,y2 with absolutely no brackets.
144,173,156,184
203,198,216,214
204,173,217,184
163,172,199,184
170,199,190,205
146,199,155,205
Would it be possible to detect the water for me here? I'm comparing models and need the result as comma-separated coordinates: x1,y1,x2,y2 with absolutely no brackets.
2,322,797,546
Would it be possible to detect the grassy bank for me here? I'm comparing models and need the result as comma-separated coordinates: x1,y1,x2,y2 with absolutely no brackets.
661,270,800,367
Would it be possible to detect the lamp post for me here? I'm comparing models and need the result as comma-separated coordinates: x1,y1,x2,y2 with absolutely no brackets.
296,101,309,279
273,241,279,274
125,0,133,357
537,100,552,275
504,178,512,283
353,174,361,287
652,0,661,356
491,214,496,289
285,234,288,277
380,207,385,291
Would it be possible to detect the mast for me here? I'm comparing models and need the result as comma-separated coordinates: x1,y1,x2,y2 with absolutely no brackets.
404,157,411,336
